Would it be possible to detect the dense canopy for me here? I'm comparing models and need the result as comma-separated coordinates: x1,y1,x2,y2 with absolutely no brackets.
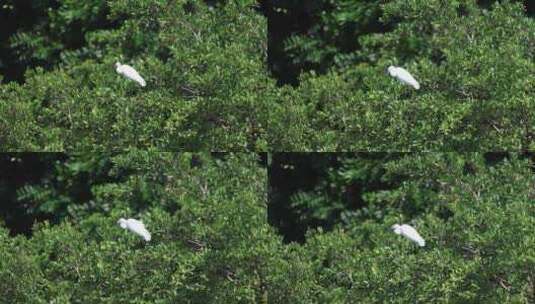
1,153,533,302
0,0,533,150
1,0,271,150
0,1,533,302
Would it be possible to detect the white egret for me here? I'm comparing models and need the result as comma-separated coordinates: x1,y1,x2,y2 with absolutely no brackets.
387,66,420,90
391,224,425,247
115,62,146,87
117,218,151,242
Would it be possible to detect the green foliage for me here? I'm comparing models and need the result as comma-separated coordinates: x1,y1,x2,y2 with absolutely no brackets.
8,0,112,68
269,153,535,303
1,153,534,302
0,152,281,303
278,0,532,75
269,0,535,151
1,1,534,150
0,0,271,150
15,153,114,221
283,0,385,73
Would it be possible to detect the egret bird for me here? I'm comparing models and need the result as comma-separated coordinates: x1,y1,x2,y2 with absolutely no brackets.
387,66,420,90
115,62,146,87
391,224,425,247
117,218,151,241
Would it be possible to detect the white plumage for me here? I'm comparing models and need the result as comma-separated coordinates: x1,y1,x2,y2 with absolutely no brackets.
117,218,151,241
115,62,146,87
391,224,425,247
387,66,420,90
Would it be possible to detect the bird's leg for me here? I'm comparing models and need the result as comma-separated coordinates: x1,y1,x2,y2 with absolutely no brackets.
494,275,511,291
134,240,146,250
186,239,206,252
